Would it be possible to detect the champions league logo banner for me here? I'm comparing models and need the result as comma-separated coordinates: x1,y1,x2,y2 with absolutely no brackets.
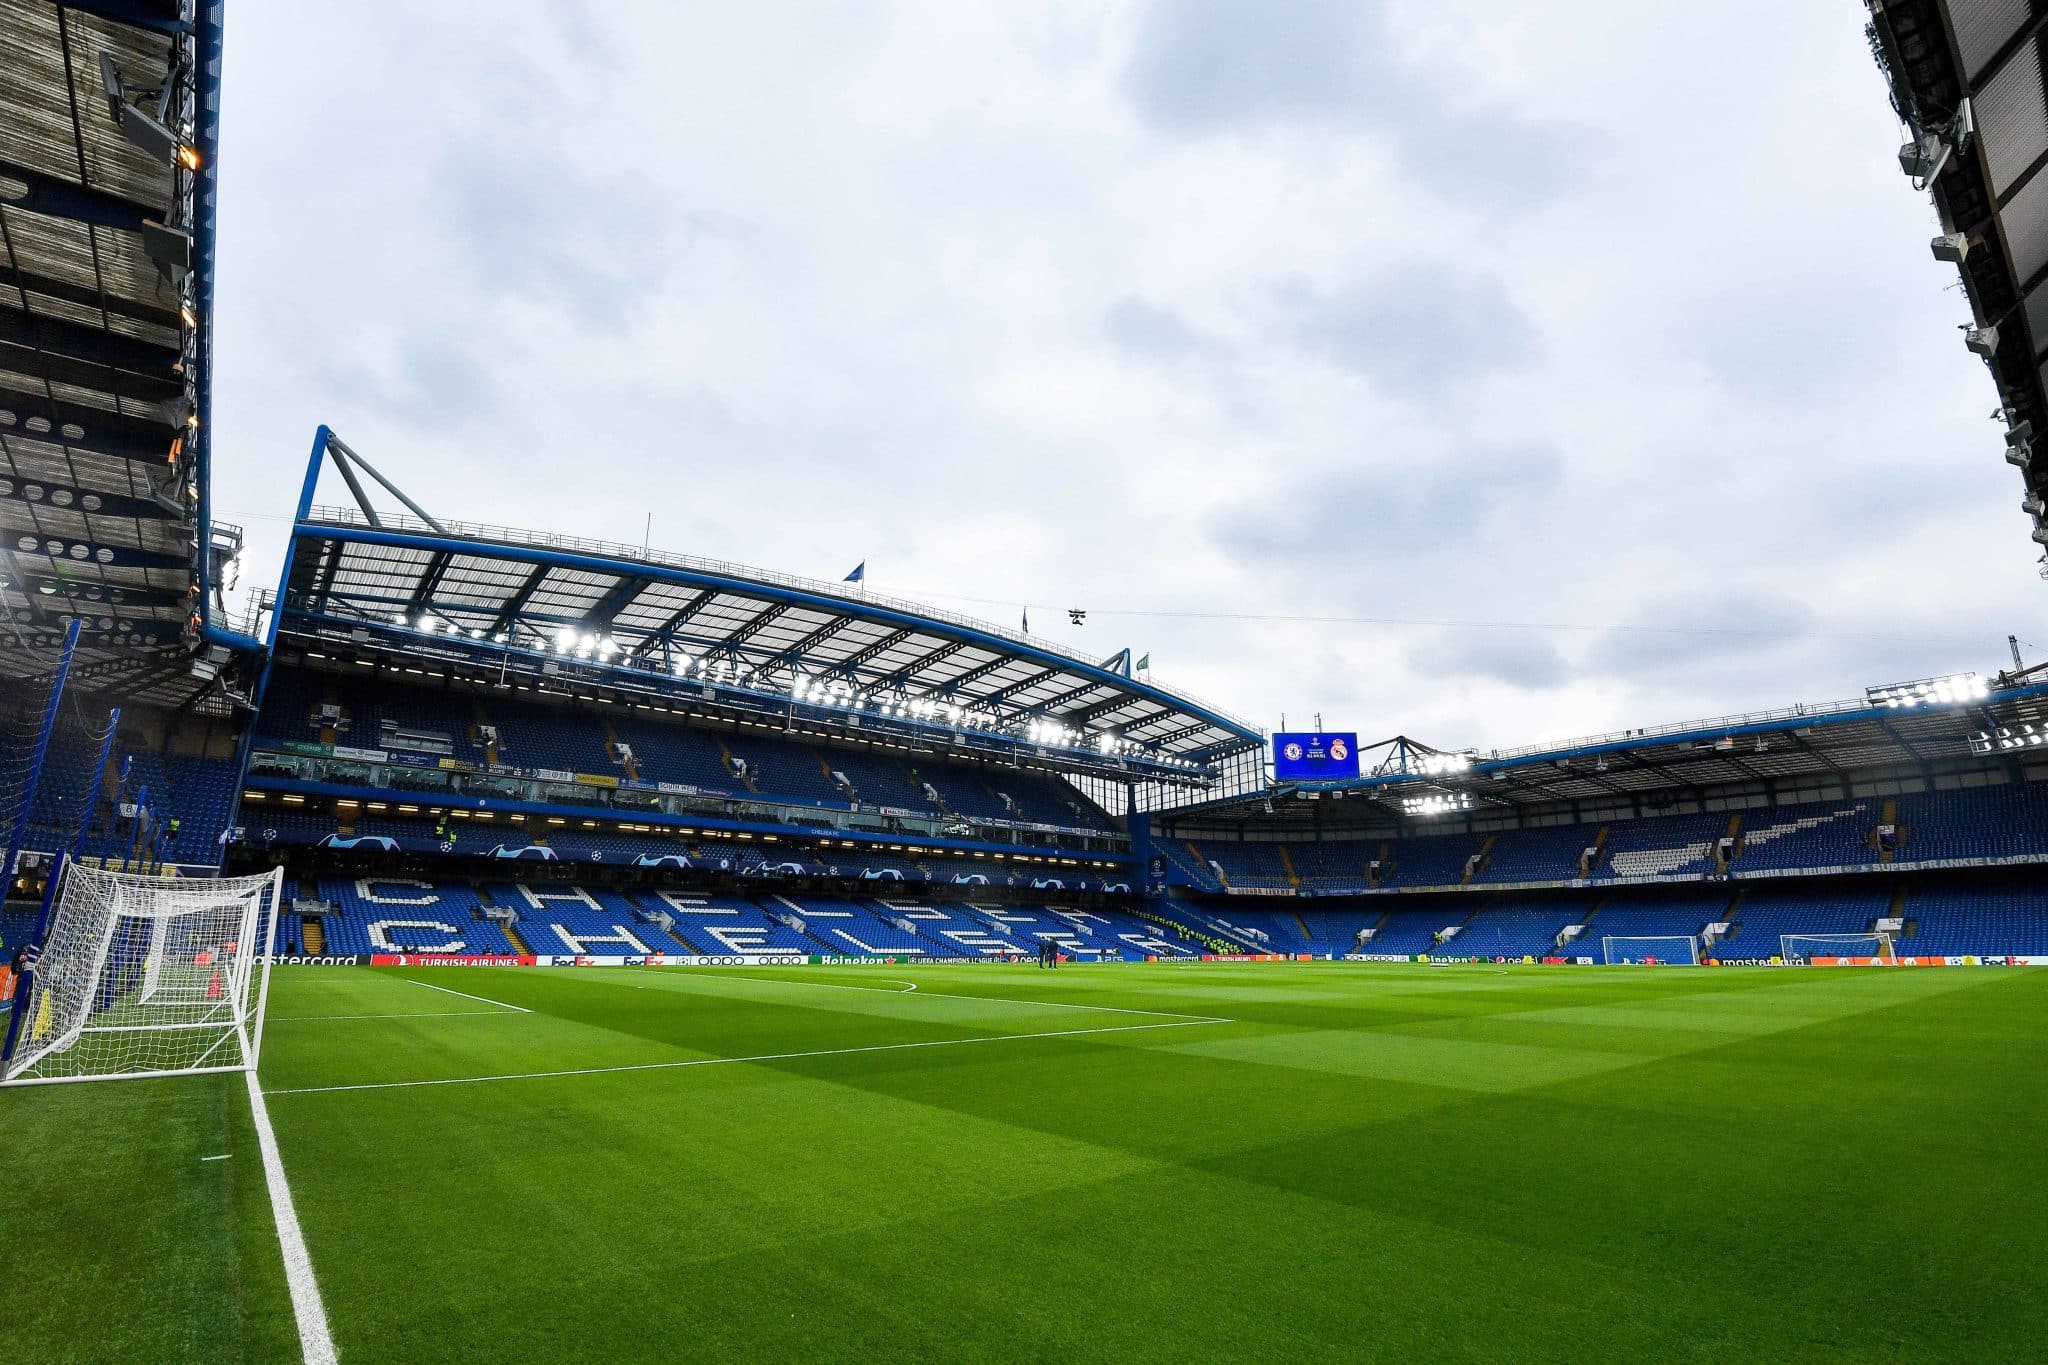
1273,732,1360,782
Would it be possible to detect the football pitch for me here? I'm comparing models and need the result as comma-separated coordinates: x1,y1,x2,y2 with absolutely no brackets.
6,961,2045,1363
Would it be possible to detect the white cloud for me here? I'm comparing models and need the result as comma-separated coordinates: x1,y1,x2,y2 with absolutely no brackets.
209,1,2032,755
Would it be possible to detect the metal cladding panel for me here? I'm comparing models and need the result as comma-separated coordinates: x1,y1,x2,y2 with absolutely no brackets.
2003,157,2048,280
1947,0,2035,82
1976,40,2048,196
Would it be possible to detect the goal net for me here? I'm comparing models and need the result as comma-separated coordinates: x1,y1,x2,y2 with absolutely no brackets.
1602,934,1700,965
1781,932,1895,965
2,863,284,1085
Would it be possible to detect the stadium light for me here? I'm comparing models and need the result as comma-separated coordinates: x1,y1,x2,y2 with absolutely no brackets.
1866,673,1990,708
1402,792,1472,817
1964,324,2000,359
1931,232,1971,264
1413,750,1475,776
1972,724,2048,754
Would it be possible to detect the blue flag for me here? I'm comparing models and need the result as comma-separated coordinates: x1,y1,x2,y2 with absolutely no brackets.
844,562,865,584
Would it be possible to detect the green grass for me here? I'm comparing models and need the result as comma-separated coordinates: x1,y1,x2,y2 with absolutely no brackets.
5,961,2046,1362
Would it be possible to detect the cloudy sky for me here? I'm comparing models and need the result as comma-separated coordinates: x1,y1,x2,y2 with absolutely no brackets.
208,0,2029,752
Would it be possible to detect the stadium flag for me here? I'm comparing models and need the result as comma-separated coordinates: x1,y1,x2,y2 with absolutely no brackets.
1137,653,1150,673
844,561,865,584
1021,606,1029,632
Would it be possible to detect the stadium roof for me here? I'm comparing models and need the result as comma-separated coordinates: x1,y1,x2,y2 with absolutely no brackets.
0,1,244,714
1868,0,2048,552
1164,670,2048,827
263,429,1265,788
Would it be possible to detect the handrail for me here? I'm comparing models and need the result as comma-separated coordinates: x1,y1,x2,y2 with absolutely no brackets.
1485,697,1874,761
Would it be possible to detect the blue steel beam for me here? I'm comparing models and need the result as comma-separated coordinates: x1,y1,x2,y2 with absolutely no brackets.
760,614,860,671
487,562,553,636
839,627,920,676
982,664,1065,707
723,599,792,649
873,638,971,691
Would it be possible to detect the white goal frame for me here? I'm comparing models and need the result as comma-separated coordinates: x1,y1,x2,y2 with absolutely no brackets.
1601,934,1700,965
1,861,285,1086
1780,932,1896,965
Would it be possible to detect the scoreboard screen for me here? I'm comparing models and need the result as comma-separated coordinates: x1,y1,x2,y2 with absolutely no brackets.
1273,732,1359,782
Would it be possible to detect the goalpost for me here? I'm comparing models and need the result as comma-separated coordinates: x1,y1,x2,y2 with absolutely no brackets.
1602,934,1700,965
1,861,285,1085
1781,932,1896,965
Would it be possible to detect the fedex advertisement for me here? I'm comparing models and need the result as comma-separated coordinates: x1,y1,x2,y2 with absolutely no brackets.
1273,732,1360,782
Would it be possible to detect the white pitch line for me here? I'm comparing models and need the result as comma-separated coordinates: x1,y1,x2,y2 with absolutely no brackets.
266,1017,1231,1098
393,974,532,1013
688,970,1218,1021
245,1071,338,1365
271,1009,516,1023
704,974,921,995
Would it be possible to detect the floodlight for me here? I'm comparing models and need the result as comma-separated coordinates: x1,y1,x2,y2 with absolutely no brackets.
1965,324,2000,358
1865,672,1988,707
1899,131,1943,182
116,100,187,167
417,616,435,633
1931,232,1970,264
140,218,191,283
1402,791,1472,817
97,53,126,124
2007,421,2033,449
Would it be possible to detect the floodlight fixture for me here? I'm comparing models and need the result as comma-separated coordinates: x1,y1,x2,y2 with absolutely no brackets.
140,218,191,283
1965,324,2000,358
1865,673,1990,708
1931,232,1971,264
1898,99,1971,189
1402,791,1473,817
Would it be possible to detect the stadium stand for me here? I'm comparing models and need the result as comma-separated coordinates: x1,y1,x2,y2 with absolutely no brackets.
1713,886,1894,961
1902,879,2048,957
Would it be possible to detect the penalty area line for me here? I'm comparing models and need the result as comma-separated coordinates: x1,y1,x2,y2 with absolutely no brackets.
266,1016,1233,1098
689,970,1219,1021
245,1071,338,1365
392,974,532,1014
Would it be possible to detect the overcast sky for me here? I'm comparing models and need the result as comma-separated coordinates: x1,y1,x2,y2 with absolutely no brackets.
208,1,2031,752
